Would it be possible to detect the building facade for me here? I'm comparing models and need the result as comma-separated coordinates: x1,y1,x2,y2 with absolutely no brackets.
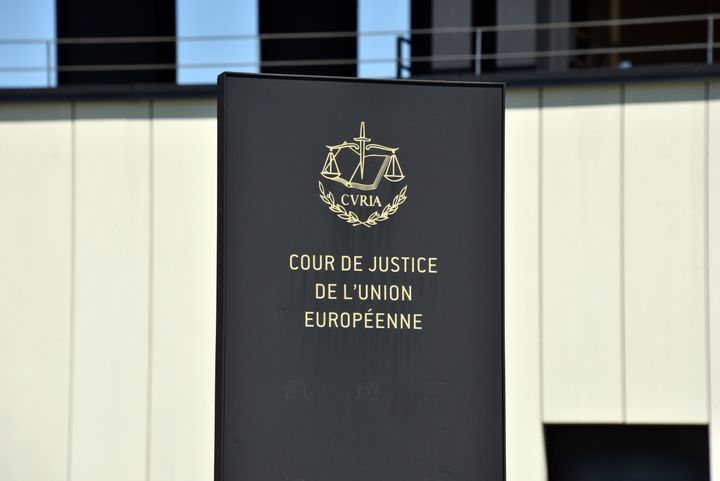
1,77,719,480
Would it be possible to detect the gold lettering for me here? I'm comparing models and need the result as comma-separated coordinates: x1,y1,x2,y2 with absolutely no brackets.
289,254,299,270
315,283,337,300
288,254,335,271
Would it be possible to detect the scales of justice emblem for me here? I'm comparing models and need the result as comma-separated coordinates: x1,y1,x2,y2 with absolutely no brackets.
318,122,407,227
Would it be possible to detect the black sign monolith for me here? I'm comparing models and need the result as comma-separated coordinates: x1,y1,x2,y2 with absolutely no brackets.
216,73,504,481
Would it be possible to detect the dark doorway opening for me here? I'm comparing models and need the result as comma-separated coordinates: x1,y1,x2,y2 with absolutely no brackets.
545,424,710,481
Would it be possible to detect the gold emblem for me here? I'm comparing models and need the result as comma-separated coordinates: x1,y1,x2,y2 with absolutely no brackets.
318,122,407,227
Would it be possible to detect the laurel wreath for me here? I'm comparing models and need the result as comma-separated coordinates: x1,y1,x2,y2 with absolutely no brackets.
318,181,407,227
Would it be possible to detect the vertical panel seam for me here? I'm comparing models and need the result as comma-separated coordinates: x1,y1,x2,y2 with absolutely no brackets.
704,80,712,425
66,101,76,481
620,84,627,423
145,101,155,481
538,88,545,423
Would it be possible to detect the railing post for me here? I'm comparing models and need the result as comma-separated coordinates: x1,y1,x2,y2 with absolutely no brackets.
707,15,714,65
396,36,411,79
396,36,403,78
256,36,262,73
474,28,482,76
46,40,52,87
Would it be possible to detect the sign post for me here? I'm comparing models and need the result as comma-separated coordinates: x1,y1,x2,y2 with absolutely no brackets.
216,73,505,481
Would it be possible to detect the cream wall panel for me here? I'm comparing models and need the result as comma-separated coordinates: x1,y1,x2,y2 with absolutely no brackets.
70,102,150,480
541,86,624,422
708,80,719,481
505,89,546,481
0,104,72,481
624,83,707,423
149,100,216,481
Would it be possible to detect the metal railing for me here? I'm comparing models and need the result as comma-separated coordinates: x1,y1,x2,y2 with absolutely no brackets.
0,12,717,87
